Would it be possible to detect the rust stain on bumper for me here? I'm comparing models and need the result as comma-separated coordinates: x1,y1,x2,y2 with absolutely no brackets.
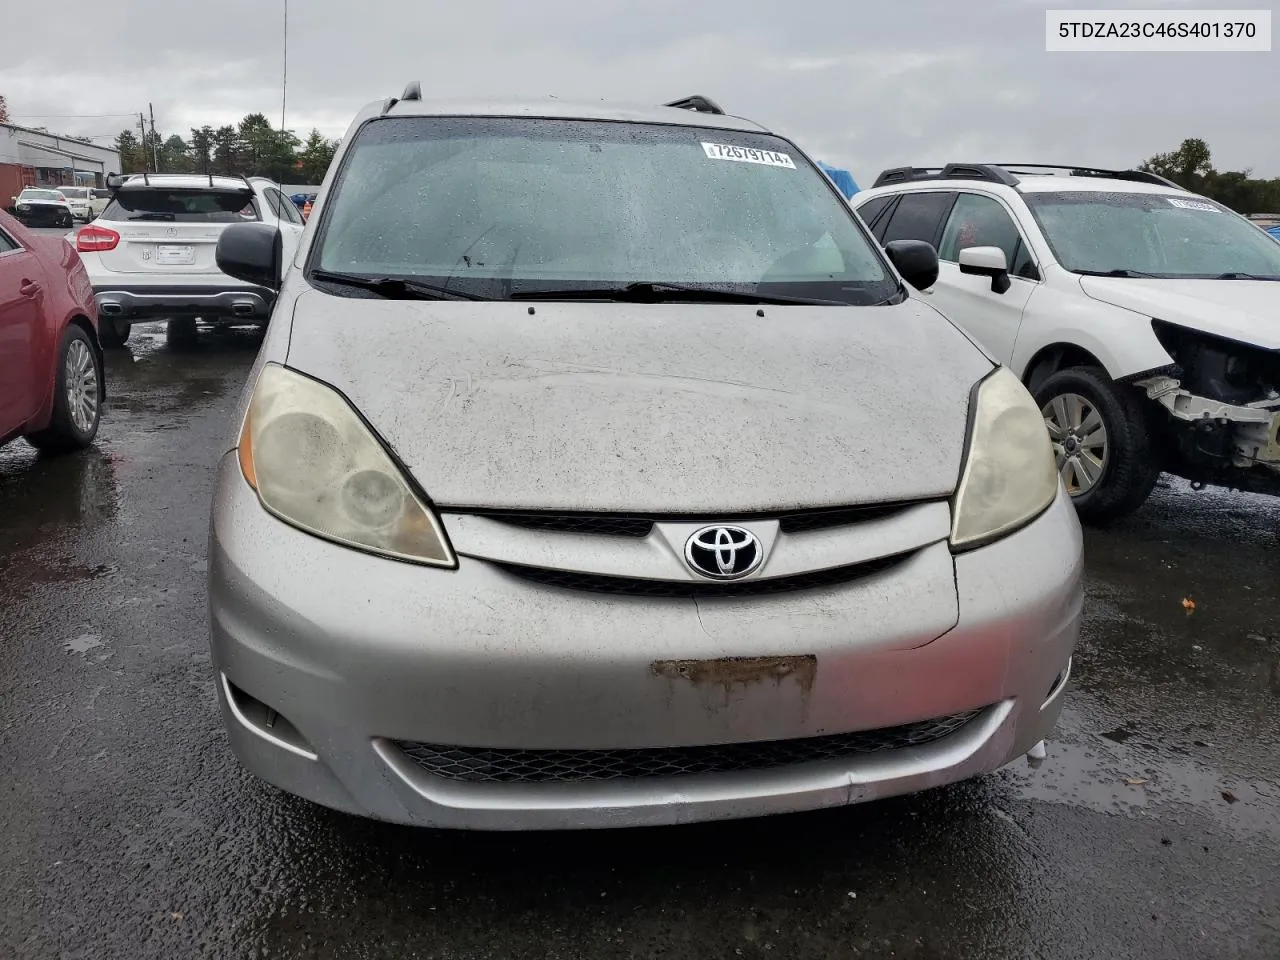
650,655,817,697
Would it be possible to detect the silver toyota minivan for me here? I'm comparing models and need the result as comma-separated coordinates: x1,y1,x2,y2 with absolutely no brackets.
207,86,1083,830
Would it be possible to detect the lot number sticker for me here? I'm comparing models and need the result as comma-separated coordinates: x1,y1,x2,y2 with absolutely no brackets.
1167,197,1219,212
702,142,796,169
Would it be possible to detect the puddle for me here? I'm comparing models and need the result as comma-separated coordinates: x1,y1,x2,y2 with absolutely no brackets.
64,633,105,654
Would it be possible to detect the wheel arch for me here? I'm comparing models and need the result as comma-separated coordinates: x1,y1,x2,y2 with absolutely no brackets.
1021,343,1107,394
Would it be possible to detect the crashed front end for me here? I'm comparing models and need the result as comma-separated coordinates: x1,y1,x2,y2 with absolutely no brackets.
1135,320,1280,494
13,201,68,226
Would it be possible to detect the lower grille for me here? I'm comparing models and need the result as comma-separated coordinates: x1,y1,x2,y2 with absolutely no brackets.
492,552,909,598
394,709,983,784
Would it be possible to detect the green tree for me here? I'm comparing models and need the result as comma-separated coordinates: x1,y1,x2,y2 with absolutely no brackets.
211,125,239,174
1141,139,1280,214
298,128,337,183
1139,138,1214,192
0,94,9,123
161,134,192,173
114,129,146,173
189,126,214,174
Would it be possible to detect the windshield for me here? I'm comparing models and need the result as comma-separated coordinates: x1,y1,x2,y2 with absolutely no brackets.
1026,191,1280,279
60,188,89,199
310,116,895,304
20,189,61,201
101,189,259,223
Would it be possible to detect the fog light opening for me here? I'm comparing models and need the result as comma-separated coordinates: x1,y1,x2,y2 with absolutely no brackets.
221,674,318,760
1042,657,1073,710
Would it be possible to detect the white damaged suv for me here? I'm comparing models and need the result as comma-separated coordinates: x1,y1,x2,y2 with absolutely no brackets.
852,164,1280,522
77,173,306,348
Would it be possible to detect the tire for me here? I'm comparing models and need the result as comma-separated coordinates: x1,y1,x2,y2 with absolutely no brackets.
166,317,199,349
99,316,131,348
1033,365,1161,524
26,325,103,454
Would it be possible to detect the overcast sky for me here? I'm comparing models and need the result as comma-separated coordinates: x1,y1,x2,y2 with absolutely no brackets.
2,0,1276,182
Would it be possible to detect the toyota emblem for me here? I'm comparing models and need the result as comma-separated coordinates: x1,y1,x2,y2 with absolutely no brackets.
684,525,763,580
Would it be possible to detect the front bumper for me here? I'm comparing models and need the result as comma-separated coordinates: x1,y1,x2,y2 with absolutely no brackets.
208,456,1083,830
14,206,68,225
93,285,274,322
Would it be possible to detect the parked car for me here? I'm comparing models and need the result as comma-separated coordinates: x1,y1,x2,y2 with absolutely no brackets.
76,173,306,348
206,87,1083,830
55,186,110,222
0,209,104,455
852,164,1280,522
12,188,75,228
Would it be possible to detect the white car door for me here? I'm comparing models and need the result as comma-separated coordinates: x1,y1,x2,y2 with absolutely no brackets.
927,192,1040,365
264,187,305,275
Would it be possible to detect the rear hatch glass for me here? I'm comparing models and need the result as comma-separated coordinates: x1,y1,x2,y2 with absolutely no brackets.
102,189,258,223
97,187,258,274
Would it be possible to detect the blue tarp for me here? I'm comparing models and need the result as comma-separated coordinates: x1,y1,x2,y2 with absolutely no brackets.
816,161,859,199
1267,224,1280,242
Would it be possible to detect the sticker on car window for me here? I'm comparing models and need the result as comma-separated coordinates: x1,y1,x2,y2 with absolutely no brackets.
1166,198,1219,212
701,143,796,169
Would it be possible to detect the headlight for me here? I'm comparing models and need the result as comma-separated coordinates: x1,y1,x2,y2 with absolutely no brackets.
950,366,1059,549
237,363,455,567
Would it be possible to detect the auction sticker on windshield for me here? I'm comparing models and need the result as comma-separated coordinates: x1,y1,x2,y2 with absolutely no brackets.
1167,197,1220,212
701,143,796,168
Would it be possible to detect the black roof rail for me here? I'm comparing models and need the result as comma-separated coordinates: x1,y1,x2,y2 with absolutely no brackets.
994,163,1183,189
664,94,725,115
382,80,420,116
871,163,1020,189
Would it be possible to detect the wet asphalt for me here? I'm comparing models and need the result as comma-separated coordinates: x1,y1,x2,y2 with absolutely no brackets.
1,266,1278,958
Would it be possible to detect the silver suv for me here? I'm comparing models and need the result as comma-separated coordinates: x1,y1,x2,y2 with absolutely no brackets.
76,174,305,347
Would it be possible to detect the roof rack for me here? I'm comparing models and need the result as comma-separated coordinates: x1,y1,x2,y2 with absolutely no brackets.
994,164,1181,188
664,95,725,115
872,164,1020,188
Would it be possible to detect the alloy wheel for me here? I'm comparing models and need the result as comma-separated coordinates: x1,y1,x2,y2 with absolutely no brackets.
65,339,100,434
1042,392,1108,495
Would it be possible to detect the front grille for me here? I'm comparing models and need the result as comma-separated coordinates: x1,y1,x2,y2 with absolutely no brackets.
486,513,654,537
777,502,913,534
492,552,909,598
394,709,984,784
474,500,932,539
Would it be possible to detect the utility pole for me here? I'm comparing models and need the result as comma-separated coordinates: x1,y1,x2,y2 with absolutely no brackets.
281,0,288,131
138,112,148,172
149,102,159,172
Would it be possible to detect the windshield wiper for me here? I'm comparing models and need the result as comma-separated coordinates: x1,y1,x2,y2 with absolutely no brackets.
309,270,491,301
1214,272,1280,280
1074,268,1160,279
509,281,843,306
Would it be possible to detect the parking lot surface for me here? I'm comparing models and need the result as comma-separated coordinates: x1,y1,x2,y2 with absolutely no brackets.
2,297,1279,955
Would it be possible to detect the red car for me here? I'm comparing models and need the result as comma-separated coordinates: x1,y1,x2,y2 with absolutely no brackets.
0,209,104,454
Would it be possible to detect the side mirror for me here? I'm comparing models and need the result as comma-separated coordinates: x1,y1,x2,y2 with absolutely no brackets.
883,239,939,291
959,245,1012,294
216,222,283,291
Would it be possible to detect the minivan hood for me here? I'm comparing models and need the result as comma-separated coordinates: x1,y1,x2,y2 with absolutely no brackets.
283,292,992,513
1078,276,1280,349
